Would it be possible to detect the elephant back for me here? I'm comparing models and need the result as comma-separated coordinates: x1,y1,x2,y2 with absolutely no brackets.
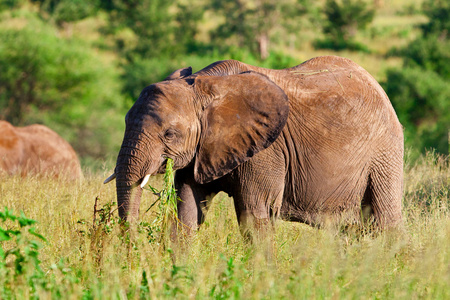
0,121,23,174
18,124,83,179
0,120,20,150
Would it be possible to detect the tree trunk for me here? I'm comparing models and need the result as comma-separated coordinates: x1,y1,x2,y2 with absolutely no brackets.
374,0,384,8
259,33,269,60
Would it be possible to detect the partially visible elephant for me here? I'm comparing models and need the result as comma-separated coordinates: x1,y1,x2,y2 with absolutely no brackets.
0,120,82,180
104,56,403,235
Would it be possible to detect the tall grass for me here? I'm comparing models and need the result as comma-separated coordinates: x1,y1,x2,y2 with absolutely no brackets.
0,152,449,299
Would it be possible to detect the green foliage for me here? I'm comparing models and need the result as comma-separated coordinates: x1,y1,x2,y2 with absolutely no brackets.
315,0,375,51
210,255,244,299
0,208,46,298
0,18,84,124
103,0,199,98
208,0,310,59
0,15,127,161
121,57,181,99
260,51,300,70
161,264,193,298
400,34,450,78
384,67,450,157
174,1,205,54
103,0,177,60
421,0,450,38
0,0,25,11
32,0,100,26
142,158,179,247
384,0,450,158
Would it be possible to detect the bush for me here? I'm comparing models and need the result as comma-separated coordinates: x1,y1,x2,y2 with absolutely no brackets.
32,0,100,26
400,35,450,78
0,15,127,165
315,0,375,51
384,1,450,158
121,51,300,100
121,57,182,100
384,67,450,158
0,208,46,298
421,0,450,38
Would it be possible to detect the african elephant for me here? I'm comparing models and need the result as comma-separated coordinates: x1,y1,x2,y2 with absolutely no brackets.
104,56,403,235
0,120,82,180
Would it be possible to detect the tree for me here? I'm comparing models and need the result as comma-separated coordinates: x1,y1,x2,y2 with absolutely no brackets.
421,0,450,38
383,0,450,157
315,0,375,51
174,1,205,54
0,0,25,12
0,17,127,159
100,0,187,98
31,0,100,27
103,0,176,60
208,0,309,60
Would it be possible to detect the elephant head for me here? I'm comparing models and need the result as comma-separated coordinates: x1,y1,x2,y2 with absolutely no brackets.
105,66,289,222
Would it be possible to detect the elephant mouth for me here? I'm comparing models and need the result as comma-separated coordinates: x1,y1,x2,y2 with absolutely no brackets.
103,157,168,188
156,159,168,174
104,173,153,188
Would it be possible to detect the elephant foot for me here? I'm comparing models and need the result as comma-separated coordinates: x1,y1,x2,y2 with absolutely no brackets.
238,211,276,261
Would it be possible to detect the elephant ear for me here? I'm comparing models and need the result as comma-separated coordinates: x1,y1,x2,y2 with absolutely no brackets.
164,67,192,81
194,71,289,184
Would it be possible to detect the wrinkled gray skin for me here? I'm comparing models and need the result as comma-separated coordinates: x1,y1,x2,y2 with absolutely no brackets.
108,56,403,236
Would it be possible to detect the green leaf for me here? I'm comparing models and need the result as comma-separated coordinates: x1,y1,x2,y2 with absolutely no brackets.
18,212,37,227
0,228,11,241
28,228,47,242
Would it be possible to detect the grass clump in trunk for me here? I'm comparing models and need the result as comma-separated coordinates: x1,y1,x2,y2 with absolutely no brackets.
143,158,179,249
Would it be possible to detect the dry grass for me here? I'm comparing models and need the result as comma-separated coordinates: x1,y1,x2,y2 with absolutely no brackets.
1,152,449,299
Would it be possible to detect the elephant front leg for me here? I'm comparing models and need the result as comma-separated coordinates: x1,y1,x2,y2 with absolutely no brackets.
176,185,215,234
174,167,216,235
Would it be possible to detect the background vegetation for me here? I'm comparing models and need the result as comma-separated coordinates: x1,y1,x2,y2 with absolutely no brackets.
1,1,449,298
0,0,448,170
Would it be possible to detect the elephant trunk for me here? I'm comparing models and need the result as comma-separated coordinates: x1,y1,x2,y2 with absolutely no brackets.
116,181,143,221
114,132,160,222
115,156,144,222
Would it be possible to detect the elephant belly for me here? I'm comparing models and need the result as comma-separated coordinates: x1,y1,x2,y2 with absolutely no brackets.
279,167,368,226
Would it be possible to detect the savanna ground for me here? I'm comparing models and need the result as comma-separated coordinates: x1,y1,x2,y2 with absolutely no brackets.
1,152,449,299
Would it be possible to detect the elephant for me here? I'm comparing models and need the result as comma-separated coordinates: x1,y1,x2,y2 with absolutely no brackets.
0,120,82,180
104,56,403,236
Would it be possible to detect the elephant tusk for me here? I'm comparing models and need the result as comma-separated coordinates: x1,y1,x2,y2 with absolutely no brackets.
103,173,116,184
140,174,151,188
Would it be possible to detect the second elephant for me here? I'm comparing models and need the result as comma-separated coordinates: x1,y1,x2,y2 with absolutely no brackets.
0,121,82,180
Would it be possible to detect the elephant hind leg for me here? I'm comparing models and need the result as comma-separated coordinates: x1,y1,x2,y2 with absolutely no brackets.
362,154,403,229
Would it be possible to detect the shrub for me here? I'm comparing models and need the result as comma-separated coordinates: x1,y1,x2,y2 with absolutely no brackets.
400,35,450,78
421,0,450,38
314,0,375,51
0,15,127,164
0,208,46,298
384,67,450,158
384,0,450,158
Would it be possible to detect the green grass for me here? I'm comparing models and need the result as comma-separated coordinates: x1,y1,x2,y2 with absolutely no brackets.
1,152,449,299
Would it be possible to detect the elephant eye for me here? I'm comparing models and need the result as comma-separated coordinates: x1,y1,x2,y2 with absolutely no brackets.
163,129,178,141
